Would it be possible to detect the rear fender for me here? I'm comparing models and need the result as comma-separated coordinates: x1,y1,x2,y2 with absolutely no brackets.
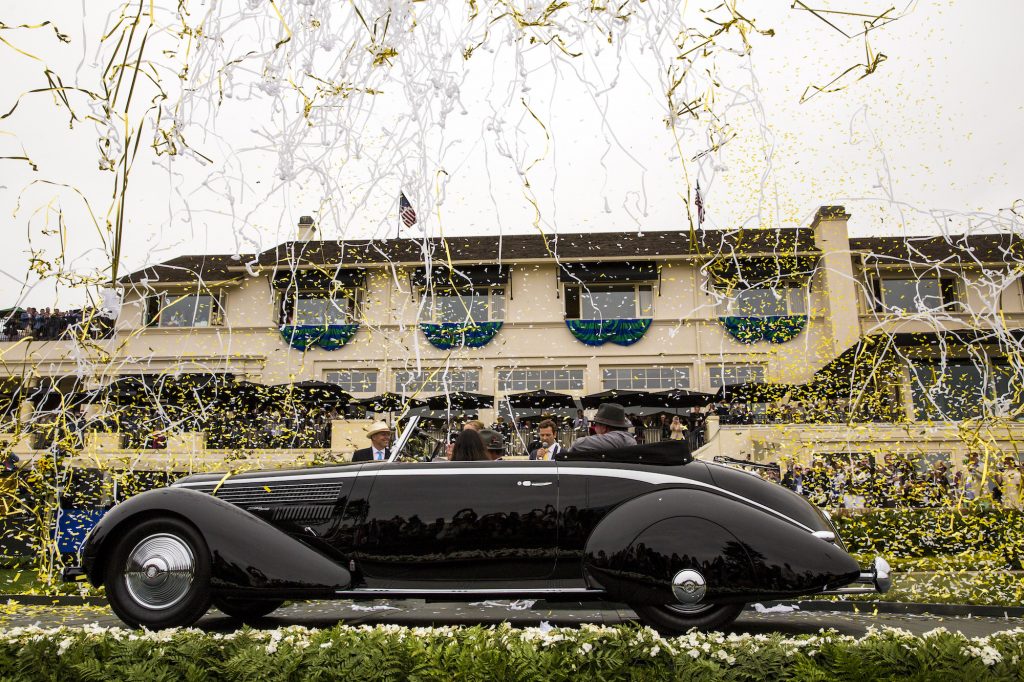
83,487,351,594
584,488,859,604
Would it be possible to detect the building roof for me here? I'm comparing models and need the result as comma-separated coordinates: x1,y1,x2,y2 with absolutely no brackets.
118,254,253,286
851,233,1024,265
118,227,1024,285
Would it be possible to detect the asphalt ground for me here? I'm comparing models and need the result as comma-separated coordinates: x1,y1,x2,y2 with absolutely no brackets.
2,599,1023,638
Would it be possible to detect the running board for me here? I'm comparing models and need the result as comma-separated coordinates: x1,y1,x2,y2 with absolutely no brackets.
334,587,608,601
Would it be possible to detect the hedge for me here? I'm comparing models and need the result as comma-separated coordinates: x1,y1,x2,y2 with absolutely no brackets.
0,623,1022,681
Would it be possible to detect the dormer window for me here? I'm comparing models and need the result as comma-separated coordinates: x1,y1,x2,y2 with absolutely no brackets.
872,276,960,314
560,261,657,320
144,292,224,328
564,283,653,319
274,268,364,326
413,265,508,324
722,285,807,318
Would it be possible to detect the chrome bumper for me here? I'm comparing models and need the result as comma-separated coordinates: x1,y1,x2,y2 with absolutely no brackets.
821,557,892,596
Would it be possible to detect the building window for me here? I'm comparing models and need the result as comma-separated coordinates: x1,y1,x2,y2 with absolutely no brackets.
280,291,358,326
145,293,223,328
419,287,505,324
497,368,585,392
910,359,1024,421
721,287,806,317
325,370,378,393
564,284,653,320
872,277,959,314
709,364,766,388
395,368,480,393
602,366,691,390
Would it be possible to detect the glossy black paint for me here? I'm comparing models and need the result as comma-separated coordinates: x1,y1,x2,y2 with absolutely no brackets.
81,454,868,607
584,488,860,604
82,487,351,596
352,462,558,584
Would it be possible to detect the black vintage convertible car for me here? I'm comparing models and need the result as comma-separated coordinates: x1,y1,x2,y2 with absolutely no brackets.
63,418,890,632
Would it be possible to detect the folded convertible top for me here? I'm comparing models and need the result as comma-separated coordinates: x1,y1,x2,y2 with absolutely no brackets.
555,439,692,466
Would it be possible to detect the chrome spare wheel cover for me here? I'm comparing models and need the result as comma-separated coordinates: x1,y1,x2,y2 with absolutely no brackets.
671,569,707,606
124,533,195,610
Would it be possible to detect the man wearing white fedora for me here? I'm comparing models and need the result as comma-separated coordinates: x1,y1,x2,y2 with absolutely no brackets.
352,421,392,462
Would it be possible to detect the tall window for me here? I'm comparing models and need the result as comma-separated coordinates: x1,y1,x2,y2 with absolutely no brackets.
722,287,806,317
910,359,1024,421
709,364,766,388
497,368,585,392
145,293,223,328
395,368,480,393
603,366,691,390
564,284,653,319
325,370,378,393
280,290,358,326
419,287,505,324
873,277,959,314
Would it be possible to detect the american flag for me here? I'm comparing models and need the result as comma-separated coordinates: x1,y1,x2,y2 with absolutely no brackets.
694,180,705,226
399,192,417,228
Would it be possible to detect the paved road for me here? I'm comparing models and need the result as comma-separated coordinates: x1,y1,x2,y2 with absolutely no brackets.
2,599,1023,638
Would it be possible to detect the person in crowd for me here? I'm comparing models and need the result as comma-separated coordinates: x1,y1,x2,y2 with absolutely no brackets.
449,428,489,461
529,419,563,460
479,429,506,461
628,414,645,444
352,421,392,462
573,409,589,436
1000,456,1022,508
668,415,686,441
463,419,485,432
782,463,805,495
492,416,510,439
566,403,636,455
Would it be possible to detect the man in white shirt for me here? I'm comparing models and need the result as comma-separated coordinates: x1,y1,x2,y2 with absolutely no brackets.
352,421,392,462
529,419,562,460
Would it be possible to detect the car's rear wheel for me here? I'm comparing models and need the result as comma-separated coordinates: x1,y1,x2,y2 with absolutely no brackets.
630,602,744,634
213,597,284,621
104,517,212,630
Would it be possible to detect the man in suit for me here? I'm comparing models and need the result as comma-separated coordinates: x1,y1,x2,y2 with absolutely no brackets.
529,419,562,460
352,421,392,462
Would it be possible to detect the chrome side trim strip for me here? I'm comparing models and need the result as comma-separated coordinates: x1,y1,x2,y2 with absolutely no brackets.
336,587,602,595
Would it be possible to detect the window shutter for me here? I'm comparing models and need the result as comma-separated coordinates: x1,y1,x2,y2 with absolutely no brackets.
144,295,161,327
940,278,959,310
211,291,226,326
564,286,580,319
871,278,884,312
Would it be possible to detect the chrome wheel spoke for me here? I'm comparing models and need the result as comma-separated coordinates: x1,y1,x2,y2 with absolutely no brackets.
123,533,195,610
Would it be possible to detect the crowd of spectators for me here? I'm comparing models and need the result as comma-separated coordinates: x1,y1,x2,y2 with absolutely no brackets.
1,308,115,342
753,452,1024,509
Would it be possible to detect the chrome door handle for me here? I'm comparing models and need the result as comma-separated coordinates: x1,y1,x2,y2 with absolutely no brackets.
517,480,552,487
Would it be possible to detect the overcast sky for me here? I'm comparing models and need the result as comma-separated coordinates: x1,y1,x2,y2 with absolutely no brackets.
1,0,1022,308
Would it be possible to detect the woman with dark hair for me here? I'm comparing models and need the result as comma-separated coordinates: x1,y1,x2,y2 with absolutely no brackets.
449,429,489,461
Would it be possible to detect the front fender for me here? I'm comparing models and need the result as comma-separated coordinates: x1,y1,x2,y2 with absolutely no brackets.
83,487,351,594
584,488,859,605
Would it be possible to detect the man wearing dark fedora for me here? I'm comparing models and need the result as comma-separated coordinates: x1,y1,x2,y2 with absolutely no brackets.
479,429,506,461
566,403,636,455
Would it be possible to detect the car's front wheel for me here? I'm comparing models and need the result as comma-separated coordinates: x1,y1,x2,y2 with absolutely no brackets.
104,516,212,629
630,602,744,634
213,597,284,622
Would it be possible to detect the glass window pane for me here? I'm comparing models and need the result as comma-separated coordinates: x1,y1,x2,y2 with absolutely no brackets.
638,286,653,317
582,285,636,319
910,361,985,421
734,289,788,317
490,289,505,321
881,279,944,313
564,286,580,319
160,295,211,328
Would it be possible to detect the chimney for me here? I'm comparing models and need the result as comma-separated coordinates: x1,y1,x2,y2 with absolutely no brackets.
297,215,317,241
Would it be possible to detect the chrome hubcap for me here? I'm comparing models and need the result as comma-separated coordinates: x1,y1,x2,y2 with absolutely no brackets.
124,533,195,610
671,569,707,605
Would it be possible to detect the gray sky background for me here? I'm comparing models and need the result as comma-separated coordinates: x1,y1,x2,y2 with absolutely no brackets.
1,1,1022,308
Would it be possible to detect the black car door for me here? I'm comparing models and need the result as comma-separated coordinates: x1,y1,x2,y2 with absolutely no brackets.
352,460,559,583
